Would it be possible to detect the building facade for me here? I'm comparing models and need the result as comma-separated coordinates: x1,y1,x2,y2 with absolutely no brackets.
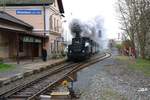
45,0,65,57
0,0,64,61
0,11,43,63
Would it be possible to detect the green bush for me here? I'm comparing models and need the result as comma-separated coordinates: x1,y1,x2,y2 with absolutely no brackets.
61,51,66,57
52,52,66,59
115,44,122,49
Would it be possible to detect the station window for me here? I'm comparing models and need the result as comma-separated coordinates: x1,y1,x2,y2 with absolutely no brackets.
50,16,53,30
54,18,56,31
57,19,59,32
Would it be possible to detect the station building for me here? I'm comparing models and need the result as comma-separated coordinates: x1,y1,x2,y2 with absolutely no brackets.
0,11,35,61
0,0,64,63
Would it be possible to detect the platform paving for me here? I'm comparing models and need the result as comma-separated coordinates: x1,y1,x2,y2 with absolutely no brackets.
0,58,66,86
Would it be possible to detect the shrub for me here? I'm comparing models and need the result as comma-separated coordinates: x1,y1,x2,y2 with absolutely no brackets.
61,51,66,57
115,44,122,49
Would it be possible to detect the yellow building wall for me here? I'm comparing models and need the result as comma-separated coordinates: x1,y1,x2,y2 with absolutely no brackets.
5,6,44,31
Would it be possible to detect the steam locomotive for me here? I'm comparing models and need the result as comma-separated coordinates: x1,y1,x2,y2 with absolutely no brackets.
67,36,99,61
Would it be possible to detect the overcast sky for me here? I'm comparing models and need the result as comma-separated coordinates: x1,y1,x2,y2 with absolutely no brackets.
62,0,121,39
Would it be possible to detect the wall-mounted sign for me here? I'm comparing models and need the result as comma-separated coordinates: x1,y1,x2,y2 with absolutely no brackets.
16,10,42,15
35,39,42,43
23,36,41,43
23,36,34,42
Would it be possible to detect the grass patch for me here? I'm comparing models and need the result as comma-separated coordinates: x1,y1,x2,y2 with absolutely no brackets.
0,63,15,72
129,58,150,76
116,55,150,76
115,56,129,61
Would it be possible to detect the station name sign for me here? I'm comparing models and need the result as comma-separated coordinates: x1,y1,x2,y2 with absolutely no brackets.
23,36,41,43
16,10,42,15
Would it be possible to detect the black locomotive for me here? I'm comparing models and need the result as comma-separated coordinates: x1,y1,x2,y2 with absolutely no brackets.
67,36,99,61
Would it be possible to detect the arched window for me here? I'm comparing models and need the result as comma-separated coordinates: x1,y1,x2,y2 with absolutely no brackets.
54,18,56,31
57,19,59,32
50,16,53,31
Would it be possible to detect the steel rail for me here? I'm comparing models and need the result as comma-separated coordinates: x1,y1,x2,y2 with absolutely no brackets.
7,63,83,100
1,52,111,100
0,62,74,99
0,53,102,97
27,52,111,100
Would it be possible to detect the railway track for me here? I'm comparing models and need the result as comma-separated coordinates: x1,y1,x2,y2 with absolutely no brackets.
0,62,78,99
0,52,111,100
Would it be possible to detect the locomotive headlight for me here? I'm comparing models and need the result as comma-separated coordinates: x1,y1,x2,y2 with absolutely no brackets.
82,50,85,53
85,42,90,47
69,50,72,53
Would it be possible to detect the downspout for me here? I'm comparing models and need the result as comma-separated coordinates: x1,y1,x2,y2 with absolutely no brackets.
43,4,46,36
42,4,46,58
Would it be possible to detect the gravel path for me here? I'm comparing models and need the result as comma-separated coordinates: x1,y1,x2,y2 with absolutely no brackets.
73,51,150,100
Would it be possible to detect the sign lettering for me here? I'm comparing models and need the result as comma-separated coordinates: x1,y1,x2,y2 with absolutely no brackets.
16,10,42,15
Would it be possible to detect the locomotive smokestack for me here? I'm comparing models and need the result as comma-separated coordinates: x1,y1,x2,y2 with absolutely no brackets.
69,19,82,38
74,27,81,38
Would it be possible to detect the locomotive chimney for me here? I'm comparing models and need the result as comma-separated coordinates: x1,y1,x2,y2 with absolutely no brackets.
70,19,82,38
75,29,81,38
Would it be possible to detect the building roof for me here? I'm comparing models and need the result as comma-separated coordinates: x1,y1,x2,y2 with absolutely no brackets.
57,0,64,13
0,0,53,6
0,0,64,14
0,11,33,29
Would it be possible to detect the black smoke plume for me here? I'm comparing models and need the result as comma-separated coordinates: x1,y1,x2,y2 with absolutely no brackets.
69,16,104,41
69,16,109,49
69,19,83,37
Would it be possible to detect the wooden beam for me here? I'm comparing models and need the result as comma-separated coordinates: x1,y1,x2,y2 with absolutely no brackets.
16,34,20,64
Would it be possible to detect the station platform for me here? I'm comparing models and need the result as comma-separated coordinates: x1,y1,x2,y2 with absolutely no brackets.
0,58,66,86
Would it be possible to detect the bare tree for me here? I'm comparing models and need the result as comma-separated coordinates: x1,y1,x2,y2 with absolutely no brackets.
137,0,150,58
117,0,150,58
